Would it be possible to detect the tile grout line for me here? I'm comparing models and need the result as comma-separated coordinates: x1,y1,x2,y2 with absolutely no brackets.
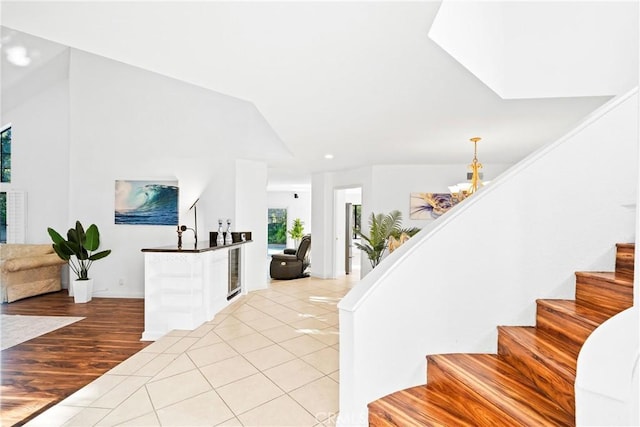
28,276,354,427
204,284,345,423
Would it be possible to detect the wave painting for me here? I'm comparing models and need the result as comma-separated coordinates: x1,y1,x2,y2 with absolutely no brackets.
115,180,179,225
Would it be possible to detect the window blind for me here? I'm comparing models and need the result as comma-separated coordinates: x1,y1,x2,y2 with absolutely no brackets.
6,190,26,243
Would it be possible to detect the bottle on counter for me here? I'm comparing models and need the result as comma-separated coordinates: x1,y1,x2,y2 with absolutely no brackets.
225,218,233,245
216,219,224,246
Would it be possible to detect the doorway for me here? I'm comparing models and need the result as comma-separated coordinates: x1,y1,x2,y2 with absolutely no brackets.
334,187,362,278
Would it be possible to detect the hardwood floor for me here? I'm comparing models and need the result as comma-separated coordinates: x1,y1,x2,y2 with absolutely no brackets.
1,291,149,427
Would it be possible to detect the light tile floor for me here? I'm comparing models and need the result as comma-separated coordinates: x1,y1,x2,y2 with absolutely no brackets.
26,275,356,427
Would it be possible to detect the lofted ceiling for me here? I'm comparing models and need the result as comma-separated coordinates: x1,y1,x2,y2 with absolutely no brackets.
1,1,634,189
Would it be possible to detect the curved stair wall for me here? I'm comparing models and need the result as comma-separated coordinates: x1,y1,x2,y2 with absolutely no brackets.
575,306,639,426
337,88,638,425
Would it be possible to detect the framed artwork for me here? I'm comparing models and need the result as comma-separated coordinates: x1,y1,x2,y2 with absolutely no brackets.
115,180,179,225
410,192,458,220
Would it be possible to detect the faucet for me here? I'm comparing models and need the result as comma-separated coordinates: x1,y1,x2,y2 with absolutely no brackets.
179,225,198,247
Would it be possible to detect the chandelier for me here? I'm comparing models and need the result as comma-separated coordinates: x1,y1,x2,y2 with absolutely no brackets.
448,137,483,202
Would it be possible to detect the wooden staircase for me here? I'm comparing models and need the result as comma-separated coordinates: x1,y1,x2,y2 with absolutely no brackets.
368,243,635,426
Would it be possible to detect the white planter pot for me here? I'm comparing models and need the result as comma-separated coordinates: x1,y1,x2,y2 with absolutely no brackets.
73,279,93,303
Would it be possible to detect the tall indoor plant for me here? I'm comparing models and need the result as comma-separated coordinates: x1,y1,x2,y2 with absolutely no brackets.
288,218,305,248
48,220,111,303
353,210,420,269
354,210,402,269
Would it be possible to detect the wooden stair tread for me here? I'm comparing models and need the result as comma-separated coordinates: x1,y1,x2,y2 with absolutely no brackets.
615,244,634,279
574,272,634,315
428,354,573,426
536,299,618,348
616,243,635,249
497,326,580,414
575,271,633,286
368,385,475,427
537,299,612,326
498,326,580,376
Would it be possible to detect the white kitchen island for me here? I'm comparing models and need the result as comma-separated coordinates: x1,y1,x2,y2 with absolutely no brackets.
141,240,251,341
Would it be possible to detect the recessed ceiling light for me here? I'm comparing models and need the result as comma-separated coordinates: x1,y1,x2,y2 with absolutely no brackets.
6,46,31,67
324,154,334,159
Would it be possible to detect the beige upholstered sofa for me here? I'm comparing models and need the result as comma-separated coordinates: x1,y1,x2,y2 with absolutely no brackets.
0,244,67,303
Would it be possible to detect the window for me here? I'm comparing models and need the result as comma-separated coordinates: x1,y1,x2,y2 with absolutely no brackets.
1,125,11,183
0,125,9,243
352,204,362,239
0,192,5,243
267,208,287,247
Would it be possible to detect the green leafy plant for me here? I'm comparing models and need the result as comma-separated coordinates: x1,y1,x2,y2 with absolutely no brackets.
354,210,403,269
391,227,421,240
288,218,305,240
47,220,111,280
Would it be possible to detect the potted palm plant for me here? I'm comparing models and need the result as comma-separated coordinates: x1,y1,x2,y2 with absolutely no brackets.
288,218,305,249
354,210,420,269
354,210,402,269
47,220,111,303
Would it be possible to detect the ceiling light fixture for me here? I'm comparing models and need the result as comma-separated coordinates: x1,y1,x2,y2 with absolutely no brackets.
5,45,32,67
448,137,484,202
324,154,334,159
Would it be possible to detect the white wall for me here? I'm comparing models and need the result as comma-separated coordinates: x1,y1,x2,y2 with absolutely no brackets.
0,50,70,244
312,167,373,279
267,189,311,249
429,1,638,99
311,173,336,279
236,159,268,291
427,1,505,97
60,49,280,297
370,163,511,230
338,89,638,425
311,163,512,278
502,1,638,98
